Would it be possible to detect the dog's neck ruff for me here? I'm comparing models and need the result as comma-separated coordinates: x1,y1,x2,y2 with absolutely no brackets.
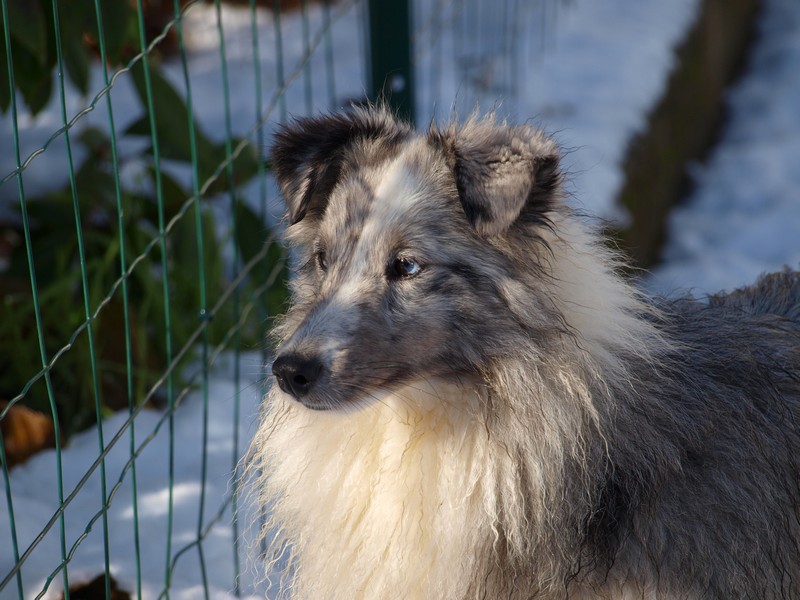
251,216,669,600
254,379,507,600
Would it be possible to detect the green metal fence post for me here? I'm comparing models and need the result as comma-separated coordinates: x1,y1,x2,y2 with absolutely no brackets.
367,0,415,123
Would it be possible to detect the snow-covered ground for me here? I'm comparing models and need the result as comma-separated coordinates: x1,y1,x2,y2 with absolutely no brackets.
3,0,800,597
1,355,266,599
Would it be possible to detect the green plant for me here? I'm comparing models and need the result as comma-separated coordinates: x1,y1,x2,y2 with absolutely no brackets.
0,0,138,115
0,64,288,438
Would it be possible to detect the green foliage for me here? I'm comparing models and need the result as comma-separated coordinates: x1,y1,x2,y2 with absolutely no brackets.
0,64,288,438
0,0,138,114
126,63,262,194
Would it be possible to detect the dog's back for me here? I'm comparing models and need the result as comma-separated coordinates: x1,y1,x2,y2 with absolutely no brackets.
594,272,800,599
250,108,800,600
708,268,800,320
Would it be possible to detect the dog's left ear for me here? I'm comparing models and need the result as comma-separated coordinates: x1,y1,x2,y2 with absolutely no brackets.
434,121,561,237
272,109,409,225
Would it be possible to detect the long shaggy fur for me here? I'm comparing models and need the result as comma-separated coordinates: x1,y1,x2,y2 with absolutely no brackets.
247,107,800,599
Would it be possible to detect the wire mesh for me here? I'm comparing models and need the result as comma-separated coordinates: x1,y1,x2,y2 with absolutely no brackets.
0,1,363,598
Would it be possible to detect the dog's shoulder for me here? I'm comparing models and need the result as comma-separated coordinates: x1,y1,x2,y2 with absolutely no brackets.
707,268,800,323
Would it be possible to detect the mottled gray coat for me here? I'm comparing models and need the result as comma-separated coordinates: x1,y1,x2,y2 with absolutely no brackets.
248,107,800,600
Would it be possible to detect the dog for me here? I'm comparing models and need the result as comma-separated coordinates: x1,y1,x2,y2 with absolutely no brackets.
247,107,800,599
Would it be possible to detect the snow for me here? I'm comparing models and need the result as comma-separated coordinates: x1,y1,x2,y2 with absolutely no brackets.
1,354,267,599
646,0,800,296
3,0,800,597
414,0,699,221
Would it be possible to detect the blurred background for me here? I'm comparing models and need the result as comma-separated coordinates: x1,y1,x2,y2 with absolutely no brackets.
0,0,798,598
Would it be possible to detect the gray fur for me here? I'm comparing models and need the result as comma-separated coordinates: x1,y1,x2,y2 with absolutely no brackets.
252,107,800,599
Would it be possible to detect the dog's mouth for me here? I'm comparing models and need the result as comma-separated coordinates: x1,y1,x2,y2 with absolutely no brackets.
292,397,334,411
271,352,416,411
272,375,392,412
271,379,334,411
271,352,375,410
271,347,466,411
273,382,379,412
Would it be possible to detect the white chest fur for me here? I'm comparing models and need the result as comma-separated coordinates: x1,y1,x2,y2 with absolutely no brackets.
253,379,499,600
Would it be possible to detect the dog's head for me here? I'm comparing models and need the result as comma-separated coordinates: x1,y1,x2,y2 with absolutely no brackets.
270,108,562,410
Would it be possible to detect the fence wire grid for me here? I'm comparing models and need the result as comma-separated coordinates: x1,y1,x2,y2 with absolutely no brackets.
0,0,564,597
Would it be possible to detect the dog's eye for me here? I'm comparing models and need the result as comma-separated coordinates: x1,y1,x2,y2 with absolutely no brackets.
389,256,421,279
316,251,328,272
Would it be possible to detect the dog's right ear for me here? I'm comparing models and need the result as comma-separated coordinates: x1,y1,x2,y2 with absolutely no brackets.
430,117,561,237
271,110,408,225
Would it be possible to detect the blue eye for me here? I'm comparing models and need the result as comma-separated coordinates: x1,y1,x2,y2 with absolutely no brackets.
390,256,421,279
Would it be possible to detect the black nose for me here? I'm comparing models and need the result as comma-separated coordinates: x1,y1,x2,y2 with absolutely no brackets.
272,353,324,398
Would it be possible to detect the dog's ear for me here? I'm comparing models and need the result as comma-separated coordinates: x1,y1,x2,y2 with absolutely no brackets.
434,119,561,237
271,109,408,225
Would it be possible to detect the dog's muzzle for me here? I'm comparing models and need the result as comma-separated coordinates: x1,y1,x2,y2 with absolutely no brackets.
272,353,324,399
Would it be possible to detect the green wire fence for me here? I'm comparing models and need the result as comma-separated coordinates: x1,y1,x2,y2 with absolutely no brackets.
0,1,368,597
0,0,562,597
